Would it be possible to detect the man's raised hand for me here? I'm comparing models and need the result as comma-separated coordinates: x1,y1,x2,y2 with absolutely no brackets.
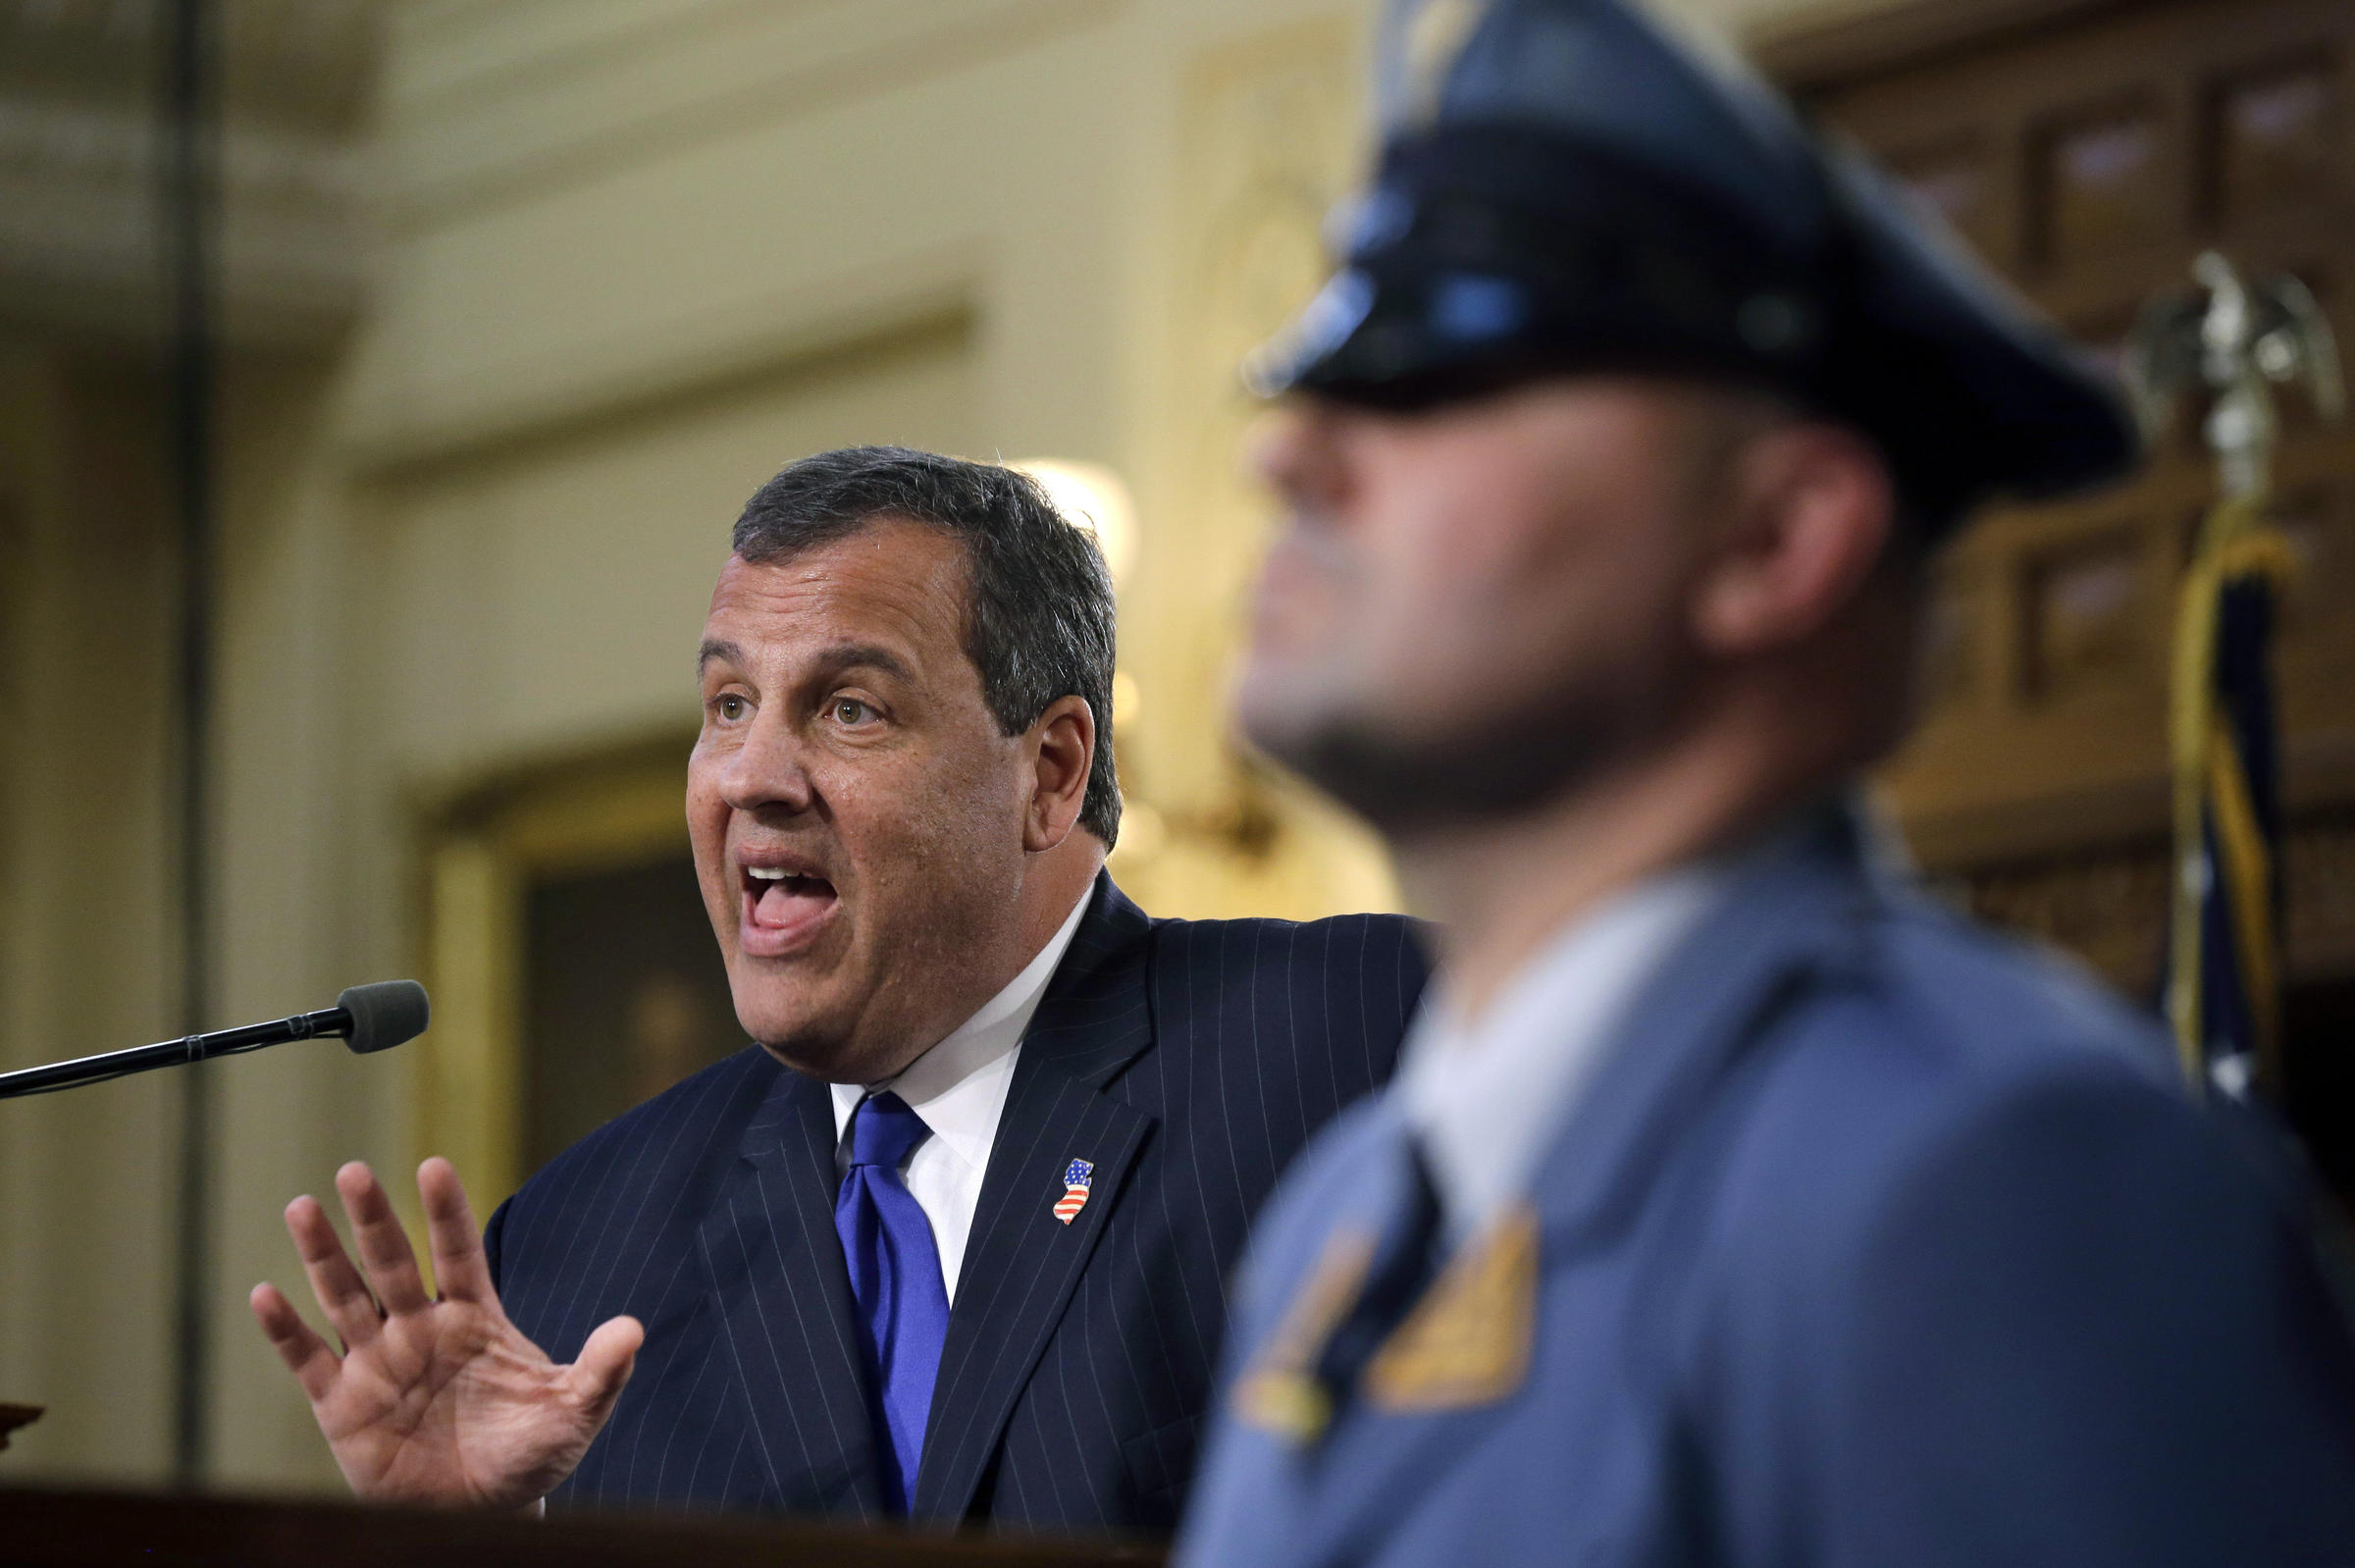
249,1157,642,1511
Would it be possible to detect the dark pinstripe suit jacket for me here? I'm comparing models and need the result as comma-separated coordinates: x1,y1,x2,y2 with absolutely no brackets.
484,873,1428,1535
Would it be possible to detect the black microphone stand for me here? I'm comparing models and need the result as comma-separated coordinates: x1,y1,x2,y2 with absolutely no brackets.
0,982,429,1101
0,1009,347,1101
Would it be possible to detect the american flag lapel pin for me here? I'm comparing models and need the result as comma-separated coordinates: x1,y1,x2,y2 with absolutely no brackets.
1053,1158,1095,1225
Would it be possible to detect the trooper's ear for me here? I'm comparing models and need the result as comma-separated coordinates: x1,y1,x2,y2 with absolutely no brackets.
1024,693,1096,853
1690,421,1896,657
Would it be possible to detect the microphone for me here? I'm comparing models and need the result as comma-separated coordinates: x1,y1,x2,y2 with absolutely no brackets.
0,981,430,1101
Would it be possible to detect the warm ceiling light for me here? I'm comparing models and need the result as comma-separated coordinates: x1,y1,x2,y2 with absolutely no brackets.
1013,459,1138,585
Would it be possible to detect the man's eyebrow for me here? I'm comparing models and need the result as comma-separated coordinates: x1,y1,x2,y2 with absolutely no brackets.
809,643,916,684
695,639,917,684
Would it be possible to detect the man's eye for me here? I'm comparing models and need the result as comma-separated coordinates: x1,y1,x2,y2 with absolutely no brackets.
713,694,749,722
831,698,875,726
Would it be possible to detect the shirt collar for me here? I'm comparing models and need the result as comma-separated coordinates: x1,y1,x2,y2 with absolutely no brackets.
829,886,1094,1172
1394,853,1747,1246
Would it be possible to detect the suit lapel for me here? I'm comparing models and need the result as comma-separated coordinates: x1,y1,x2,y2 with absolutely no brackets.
696,1064,886,1519
913,875,1160,1521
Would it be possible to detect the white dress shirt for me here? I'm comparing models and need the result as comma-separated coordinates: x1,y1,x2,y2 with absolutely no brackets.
830,890,1092,1303
1393,861,1738,1248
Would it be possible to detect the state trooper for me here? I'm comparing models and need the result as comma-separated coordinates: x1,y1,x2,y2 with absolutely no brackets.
1177,1,2355,1563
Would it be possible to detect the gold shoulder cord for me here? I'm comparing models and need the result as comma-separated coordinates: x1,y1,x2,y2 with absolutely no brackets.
1233,1208,1541,1444
1363,1207,1540,1414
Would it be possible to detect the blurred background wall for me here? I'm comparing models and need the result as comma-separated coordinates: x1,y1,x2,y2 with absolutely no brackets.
2,0,2350,1499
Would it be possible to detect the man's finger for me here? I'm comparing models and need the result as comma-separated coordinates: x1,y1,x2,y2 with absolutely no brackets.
249,1281,341,1404
417,1157,495,1306
565,1315,645,1422
337,1161,432,1316
287,1193,385,1350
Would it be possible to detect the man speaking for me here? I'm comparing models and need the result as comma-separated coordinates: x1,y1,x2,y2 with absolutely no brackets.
1178,0,2355,1563
249,447,1428,1531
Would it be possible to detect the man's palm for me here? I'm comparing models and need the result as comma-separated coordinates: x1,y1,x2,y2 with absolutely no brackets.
250,1158,642,1511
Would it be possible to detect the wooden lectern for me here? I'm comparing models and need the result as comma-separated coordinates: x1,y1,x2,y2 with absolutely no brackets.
0,1488,1166,1567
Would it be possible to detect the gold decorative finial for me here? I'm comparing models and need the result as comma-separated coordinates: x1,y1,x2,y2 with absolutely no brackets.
2131,254,2342,1094
2126,250,2343,501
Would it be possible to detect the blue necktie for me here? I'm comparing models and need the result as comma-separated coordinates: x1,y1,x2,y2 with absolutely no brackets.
835,1090,951,1513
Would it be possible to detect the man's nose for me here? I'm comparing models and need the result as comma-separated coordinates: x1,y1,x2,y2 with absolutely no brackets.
1248,400,1348,519
718,711,817,816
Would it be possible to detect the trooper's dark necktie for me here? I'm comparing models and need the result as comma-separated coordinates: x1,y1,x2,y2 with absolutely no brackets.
1232,1129,1542,1448
1311,1136,1445,1413
834,1090,951,1513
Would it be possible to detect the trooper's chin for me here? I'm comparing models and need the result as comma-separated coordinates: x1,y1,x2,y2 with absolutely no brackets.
1251,700,1610,836
1254,716,1475,832
1243,688,1433,826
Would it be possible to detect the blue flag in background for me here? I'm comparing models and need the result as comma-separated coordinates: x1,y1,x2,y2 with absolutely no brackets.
2166,503,2296,1097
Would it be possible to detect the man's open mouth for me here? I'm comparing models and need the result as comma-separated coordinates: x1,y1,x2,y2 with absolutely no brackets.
739,862,840,957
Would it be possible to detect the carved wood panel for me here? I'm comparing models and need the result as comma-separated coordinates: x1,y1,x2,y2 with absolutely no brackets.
1951,810,2355,998
1802,0,2355,994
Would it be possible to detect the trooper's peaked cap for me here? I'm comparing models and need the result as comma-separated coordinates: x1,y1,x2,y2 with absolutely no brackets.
1249,0,2139,533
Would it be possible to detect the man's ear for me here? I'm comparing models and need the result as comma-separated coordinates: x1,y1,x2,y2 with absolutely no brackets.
1691,423,1895,656
1024,694,1096,852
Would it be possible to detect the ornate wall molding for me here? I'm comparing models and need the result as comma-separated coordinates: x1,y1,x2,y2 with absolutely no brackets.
1101,12,1404,921
0,0,373,349
5,0,374,125
340,246,977,476
380,0,1125,233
